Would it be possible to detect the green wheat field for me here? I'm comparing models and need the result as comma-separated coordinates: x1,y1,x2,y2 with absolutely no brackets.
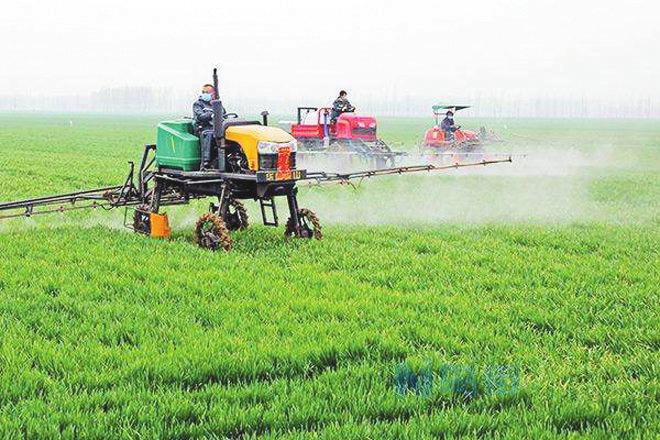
0,114,658,438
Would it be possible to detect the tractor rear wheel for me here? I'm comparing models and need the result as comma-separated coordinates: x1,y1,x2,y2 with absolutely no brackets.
223,199,249,231
194,213,232,251
285,208,322,240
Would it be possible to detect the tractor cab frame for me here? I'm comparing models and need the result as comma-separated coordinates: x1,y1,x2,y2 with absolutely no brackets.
290,106,399,167
292,107,376,145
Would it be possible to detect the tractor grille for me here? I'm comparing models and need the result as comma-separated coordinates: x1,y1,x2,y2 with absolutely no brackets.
352,127,376,137
259,153,297,170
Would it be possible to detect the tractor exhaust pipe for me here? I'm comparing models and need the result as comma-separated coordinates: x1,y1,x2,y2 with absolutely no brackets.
211,67,226,171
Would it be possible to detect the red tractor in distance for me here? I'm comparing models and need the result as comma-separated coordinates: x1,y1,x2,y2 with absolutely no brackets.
421,104,505,164
423,105,483,150
290,107,399,167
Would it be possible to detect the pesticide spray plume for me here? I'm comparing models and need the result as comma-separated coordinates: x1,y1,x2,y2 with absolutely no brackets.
298,141,636,226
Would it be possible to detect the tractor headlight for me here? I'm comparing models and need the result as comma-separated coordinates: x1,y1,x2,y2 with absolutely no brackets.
257,141,279,154
257,140,297,154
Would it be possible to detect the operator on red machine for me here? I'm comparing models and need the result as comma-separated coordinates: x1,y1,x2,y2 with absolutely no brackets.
440,110,461,142
330,90,355,123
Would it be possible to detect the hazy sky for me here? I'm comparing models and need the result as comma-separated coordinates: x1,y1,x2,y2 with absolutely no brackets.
2,0,658,104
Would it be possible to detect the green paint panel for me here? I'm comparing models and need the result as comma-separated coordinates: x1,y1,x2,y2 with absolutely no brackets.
155,120,201,171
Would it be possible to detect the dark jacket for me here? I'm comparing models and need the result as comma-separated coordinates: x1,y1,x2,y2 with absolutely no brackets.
193,99,214,133
440,116,457,132
331,96,354,121
192,99,227,133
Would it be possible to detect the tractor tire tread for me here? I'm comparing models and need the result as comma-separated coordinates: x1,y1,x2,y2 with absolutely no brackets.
195,212,232,251
229,199,249,231
285,208,322,240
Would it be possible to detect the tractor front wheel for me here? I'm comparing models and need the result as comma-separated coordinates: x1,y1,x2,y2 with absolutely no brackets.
223,199,249,231
285,208,322,240
194,213,232,251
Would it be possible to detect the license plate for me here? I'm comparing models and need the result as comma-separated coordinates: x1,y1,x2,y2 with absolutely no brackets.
258,169,305,182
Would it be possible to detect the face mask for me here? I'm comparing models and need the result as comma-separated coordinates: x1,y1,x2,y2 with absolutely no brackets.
200,93,212,102
448,115,453,120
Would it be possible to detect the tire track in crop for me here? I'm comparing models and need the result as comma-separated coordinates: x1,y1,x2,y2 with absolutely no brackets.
134,341,407,393
215,387,531,439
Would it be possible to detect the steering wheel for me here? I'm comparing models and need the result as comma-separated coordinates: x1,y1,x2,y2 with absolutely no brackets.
224,112,238,119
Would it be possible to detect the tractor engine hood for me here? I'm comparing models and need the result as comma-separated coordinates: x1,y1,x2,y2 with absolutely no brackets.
225,125,293,144
338,113,377,125
225,125,295,171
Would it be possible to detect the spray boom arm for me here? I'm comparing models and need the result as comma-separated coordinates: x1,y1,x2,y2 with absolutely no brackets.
303,157,513,186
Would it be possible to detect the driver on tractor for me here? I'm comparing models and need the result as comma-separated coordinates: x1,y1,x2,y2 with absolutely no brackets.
193,84,226,170
331,90,355,123
441,110,460,142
